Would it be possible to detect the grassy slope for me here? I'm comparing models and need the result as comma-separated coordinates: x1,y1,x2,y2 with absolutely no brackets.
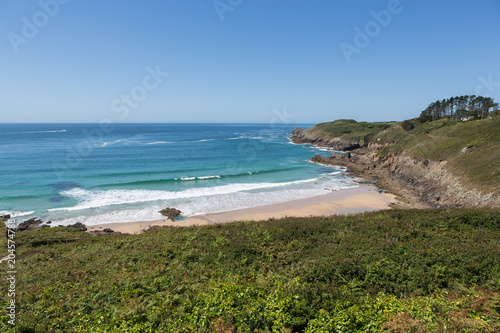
308,117,500,195
305,119,392,143
2,209,499,332
377,117,500,194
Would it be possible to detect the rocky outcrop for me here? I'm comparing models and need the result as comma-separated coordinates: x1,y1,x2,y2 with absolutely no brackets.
16,218,44,232
290,127,361,151
0,214,11,221
14,218,89,232
159,208,182,221
90,228,122,236
67,222,87,232
310,148,500,209
290,127,304,136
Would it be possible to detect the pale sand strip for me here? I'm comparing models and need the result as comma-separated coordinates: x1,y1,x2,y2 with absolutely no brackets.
88,185,397,234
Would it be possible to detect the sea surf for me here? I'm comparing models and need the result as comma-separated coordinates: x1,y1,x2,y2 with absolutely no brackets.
0,123,357,226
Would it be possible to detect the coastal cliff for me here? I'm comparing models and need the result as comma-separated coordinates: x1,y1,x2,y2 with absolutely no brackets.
290,126,361,150
293,118,500,209
290,119,392,150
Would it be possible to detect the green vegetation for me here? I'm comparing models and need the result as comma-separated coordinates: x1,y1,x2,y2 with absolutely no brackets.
306,108,499,195
419,95,499,121
2,209,499,332
378,117,500,194
13,226,92,244
306,119,392,144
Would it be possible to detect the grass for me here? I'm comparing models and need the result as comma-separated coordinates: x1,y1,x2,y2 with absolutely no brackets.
305,119,393,144
1,209,499,332
306,116,499,194
378,117,500,194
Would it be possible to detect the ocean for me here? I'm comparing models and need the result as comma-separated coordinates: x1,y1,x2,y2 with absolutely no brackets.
0,123,357,226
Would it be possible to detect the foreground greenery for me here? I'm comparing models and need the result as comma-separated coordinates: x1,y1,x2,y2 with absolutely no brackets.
2,209,499,332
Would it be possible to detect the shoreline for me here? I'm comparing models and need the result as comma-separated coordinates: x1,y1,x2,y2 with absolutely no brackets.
89,185,398,234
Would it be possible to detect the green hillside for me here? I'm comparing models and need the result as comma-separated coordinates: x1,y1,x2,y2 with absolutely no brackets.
377,117,500,195
305,119,392,143
2,209,499,332
305,117,500,195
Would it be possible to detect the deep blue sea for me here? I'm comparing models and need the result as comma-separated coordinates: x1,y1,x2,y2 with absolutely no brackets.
0,123,357,226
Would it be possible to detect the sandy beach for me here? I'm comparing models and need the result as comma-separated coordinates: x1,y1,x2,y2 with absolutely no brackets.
89,185,398,234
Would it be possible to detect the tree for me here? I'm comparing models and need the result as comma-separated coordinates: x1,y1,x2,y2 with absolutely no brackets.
419,95,498,121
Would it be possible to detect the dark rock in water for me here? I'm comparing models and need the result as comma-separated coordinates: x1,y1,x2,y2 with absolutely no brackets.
49,196,69,203
67,222,87,232
46,221,52,224
159,207,182,221
16,218,43,232
49,181,81,191
0,214,11,221
90,228,122,236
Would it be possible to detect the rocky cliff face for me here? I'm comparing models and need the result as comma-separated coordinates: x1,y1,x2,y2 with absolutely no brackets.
310,148,500,209
290,127,361,151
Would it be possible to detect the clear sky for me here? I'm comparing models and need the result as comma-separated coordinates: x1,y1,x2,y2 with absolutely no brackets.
1,0,499,123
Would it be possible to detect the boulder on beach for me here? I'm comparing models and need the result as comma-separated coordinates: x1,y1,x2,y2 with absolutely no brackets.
67,222,87,232
158,207,182,221
16,218,44,232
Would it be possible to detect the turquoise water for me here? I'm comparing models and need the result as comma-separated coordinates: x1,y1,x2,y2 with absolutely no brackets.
0,123,356,225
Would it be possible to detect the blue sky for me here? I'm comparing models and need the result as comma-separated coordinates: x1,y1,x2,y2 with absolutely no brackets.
1,0,499,123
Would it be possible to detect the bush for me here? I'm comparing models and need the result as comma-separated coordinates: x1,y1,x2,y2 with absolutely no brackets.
401,119,415,131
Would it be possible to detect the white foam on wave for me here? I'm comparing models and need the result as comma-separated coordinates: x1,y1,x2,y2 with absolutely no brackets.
288,141,312,145
96,139,124,148
49,179,318,213
145,141,173,145
225,135,267,140
0,210,35,218
96,140,176,147
197,175,221,180
194,139,216,142
307,160,346,169
52,175,360,226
